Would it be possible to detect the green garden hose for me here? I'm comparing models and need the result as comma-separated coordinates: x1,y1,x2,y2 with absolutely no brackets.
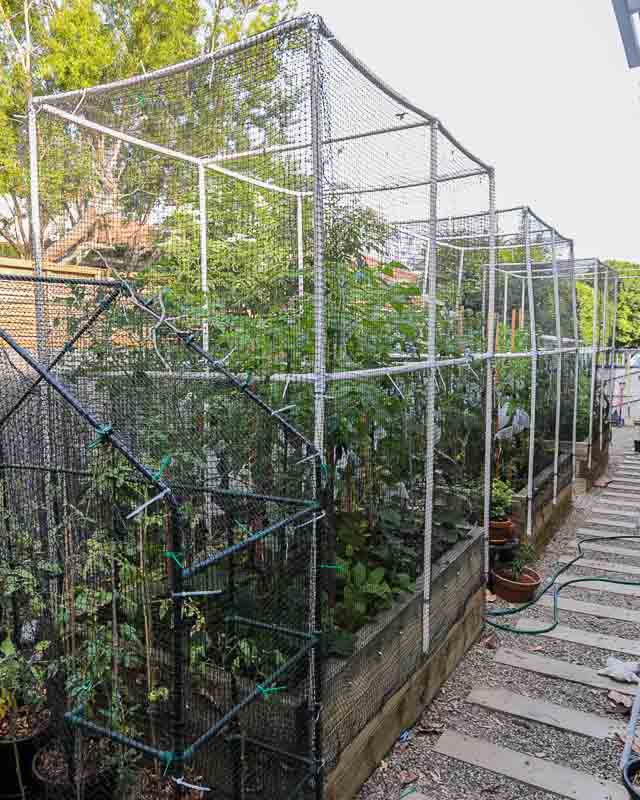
485,534,640,635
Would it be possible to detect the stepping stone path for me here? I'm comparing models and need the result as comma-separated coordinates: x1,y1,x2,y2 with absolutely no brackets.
429,441,640,800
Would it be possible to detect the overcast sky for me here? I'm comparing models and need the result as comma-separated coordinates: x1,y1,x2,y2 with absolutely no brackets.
297,0,640,263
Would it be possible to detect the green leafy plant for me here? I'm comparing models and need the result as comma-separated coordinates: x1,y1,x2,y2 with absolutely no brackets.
490,479,513,522
507,543,536,581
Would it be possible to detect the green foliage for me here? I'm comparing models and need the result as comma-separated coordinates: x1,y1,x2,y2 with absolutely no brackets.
490,478,512,522
607,261,640,348
0,0,298,255
507,542,536,581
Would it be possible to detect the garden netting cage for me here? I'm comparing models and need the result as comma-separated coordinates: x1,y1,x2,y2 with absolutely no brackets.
5,14,500,794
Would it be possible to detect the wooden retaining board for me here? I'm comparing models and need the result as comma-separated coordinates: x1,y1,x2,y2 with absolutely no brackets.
515,619,640,657
467,687,623,739
324,588,484,800
538,594,640,623
434,731,628,800
495,648,637,695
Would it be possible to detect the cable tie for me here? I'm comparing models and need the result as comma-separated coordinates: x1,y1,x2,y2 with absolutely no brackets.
240,373,253,390
271,404,296,416
164,551,183,569
88,424,113,449
295,452,320,466
127,488,170,520
296,511,325,529
173,777,211,792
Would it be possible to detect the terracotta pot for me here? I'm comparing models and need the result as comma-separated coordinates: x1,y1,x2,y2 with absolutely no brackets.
491,566,541,604
489,518,514,546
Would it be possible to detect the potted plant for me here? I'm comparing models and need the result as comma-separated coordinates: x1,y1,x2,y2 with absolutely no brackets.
489,479,515,545
0,634,50,800
491,544,541,603
0,530,52,800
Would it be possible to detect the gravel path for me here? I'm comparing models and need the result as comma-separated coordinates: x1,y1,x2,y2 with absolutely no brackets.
356,429,640,800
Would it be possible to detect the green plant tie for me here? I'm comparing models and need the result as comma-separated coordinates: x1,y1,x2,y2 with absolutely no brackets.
138,94,145,107
319,564,344,571
164,551,183,569
184,333,195,344
88,424,113,449
162,753,173,776
399,786,417,799
320,463,328,480
257,684,286,701
152,455,173,481
241,373,253,390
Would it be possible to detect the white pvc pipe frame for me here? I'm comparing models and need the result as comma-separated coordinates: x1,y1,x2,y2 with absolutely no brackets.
32,99,603,650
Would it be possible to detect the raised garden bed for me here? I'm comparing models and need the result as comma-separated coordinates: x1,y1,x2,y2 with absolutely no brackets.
322,526,485,799
572,423,611,495
511,452,573,549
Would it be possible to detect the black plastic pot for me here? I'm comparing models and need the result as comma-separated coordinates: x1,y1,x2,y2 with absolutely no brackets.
623,756,640,798
635,440,640,454
0,722,49,799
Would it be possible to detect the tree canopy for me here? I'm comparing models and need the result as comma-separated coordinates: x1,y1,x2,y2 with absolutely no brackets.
606,260,640,350
0,0,298,256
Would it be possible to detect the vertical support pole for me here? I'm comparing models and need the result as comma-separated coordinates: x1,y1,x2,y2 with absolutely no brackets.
28,101,57,602
587,262,599,471
422,239,431,299
198,164,209,353
520,278,525,329
170,505,186,771
308,16,325,795
422,120,438,655
609,276,619,433
570,243,579,483
482,171,497,583
297,193,305,298
552,232,562,504
599,265,609,448
524,209,537,539
455,248,465,308
503,271,509,328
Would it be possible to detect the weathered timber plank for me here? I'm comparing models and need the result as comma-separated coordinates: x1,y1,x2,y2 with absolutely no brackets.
434,731,628,799
324,588,484,800
558,557,640,576
494,647,637,695
556,573,640,597
538,594,640,623
568,540,640,558
467,687,623,739
515,619,640,657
